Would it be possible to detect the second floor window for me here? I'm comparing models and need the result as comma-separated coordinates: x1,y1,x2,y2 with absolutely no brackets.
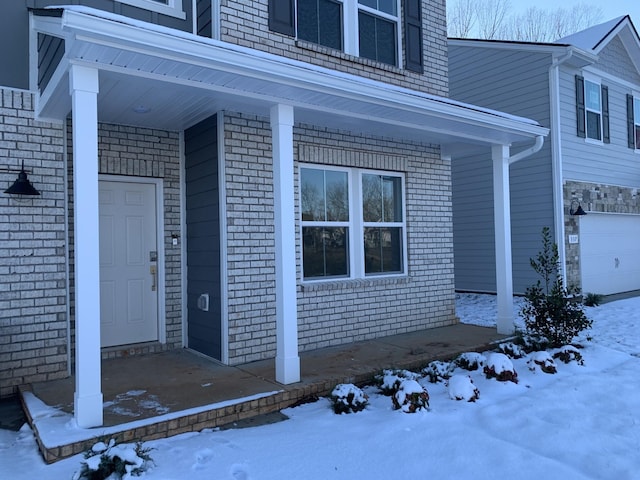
575,75,610,143
297,0,400,67
628,94,640,150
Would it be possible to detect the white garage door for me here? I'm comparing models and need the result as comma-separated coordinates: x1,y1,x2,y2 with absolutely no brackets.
579,213,640,295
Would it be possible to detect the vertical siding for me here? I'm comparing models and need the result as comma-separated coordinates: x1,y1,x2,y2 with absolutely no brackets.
184,115,221,360
448,44,556,294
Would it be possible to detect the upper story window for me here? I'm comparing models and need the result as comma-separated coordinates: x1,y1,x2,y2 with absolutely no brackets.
115,0,186,19
300,165,406,281
627,94,640,150
575,74,610,144
268,0,423,72
297,0,400,67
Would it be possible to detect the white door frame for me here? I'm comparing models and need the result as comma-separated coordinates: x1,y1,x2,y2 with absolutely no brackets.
99,174,167,344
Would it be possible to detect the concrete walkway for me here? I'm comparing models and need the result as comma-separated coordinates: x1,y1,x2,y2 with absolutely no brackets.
21,323,507,463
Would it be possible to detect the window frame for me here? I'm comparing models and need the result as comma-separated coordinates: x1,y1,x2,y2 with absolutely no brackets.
296,0,402,68
583,77,603,143
300,164,407,282
115,0,186,19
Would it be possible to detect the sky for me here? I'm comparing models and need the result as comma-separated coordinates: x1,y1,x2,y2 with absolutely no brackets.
1,293,639,479
512,0,640,27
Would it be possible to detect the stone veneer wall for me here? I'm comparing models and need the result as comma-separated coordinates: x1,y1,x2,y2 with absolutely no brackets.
219,0,448,97
66,122,183,361
564,180,640,289
0,88,67,397
223,111,456,365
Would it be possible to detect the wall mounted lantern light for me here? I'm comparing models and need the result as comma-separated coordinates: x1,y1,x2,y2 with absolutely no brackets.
569,200,586,216
3,160,40,196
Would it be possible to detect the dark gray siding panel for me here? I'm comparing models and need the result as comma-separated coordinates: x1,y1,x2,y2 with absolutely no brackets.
0,3,29,89
28,0,194,32
185,114,221,360
449,44,556,294
38,34,65,93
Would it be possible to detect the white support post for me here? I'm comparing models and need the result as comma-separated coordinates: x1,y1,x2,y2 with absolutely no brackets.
70,65,103,428
492,144,516,335
271,104,300,385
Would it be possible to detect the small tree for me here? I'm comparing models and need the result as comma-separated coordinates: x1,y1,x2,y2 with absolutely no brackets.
520,227,592,347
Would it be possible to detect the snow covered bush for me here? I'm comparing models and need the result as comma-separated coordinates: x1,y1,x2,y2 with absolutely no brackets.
447,375,480,402
392,379,430,413
483,353,518,383
422,361,454,383
330,383,369,414
527,351,557,374
375,369,421,395
454,352,486,370
553,345,584,365
497,342,526,359
520,227,592,348
73,439,153,480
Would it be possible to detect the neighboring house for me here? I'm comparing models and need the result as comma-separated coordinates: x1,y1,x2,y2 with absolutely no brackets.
0,0,546,428
449,16,640,297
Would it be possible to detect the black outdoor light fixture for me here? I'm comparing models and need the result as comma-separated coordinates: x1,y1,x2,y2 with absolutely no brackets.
3,160,40,196
569,200,587,216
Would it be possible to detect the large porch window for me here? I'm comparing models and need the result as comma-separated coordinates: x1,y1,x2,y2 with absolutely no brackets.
300,165,406,280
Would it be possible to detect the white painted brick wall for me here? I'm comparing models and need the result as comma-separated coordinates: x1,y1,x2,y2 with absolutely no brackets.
223,112,456,365
0,88,67,397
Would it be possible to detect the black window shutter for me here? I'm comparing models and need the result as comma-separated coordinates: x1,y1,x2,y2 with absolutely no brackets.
575,75,586,138
268,0,295,36
627,94,636,149
403,0,423,73
602,85,610,143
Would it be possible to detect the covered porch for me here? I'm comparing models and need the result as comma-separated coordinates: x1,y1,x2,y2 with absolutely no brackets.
30,6,548,431
20,322,506,463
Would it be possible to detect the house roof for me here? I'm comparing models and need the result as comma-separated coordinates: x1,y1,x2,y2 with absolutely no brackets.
31,6,547,156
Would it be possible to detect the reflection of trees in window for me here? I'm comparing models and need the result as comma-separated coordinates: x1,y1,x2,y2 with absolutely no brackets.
362,174,402,222
301,168,348,221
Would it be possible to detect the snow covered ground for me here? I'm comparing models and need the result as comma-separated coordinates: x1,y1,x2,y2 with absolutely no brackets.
1,293,639,479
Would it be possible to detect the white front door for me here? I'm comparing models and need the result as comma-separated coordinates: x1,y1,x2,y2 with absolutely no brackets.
99,180,159,347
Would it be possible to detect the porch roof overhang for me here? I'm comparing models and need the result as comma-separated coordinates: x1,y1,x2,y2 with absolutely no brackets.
32,7,548,156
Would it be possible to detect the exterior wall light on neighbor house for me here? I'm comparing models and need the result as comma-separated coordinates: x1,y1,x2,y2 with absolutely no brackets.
3,160,40,196
569,200,587,216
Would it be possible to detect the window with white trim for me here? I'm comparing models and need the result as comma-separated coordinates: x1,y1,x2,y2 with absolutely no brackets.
115,0,186,19
296,0,401,67
584,79,603,141
300,165,406,280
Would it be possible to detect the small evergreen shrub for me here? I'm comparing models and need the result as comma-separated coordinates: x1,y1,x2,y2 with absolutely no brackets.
553,345,585,365
527,351,557,374
520,227,592,348
330,384,369,414
375,369,421,395
454,352,486,371
497,342,526,359
584,293,603,307
422,361,454,383
74,439,153,480
483,353,518,383
447,375,480,402
392,379,430,413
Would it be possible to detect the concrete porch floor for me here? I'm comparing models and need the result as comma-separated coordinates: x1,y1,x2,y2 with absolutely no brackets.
20,323,507,463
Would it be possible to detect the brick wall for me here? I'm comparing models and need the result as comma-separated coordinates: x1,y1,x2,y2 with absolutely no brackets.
223,111,456,364
564,180,640,289
66,122,183,361
0,88,67,398
219,0,449,97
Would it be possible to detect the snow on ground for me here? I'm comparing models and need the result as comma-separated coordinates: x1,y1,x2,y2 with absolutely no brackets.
1,294,640,479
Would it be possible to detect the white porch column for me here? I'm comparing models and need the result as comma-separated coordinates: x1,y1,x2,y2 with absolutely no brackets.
492,144,515,335
270,104,300,384
70,65,103,428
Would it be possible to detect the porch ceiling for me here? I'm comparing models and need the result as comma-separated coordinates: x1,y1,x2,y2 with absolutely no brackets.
33,7,548,155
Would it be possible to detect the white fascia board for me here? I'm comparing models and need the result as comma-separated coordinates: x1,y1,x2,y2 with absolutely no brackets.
37,7,547,142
